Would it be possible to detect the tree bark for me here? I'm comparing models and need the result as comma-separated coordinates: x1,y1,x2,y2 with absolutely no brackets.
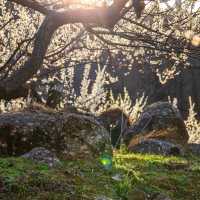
0,0,128,100
0,16,59,100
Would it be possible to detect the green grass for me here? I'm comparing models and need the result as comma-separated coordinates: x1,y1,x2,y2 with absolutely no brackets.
0,152,200,200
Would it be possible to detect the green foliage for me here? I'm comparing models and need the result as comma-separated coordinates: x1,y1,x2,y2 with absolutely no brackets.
113,174,133,199
0,152,200,200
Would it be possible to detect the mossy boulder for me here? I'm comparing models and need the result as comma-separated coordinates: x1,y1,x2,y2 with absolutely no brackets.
124,102,189,152
0,110,111,158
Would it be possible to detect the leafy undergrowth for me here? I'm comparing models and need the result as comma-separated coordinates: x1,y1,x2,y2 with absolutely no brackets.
0,152,200,200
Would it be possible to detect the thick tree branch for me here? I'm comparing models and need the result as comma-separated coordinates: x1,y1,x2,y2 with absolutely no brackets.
10,0,52,15
0,16,59,99
54,0,128,28
0,0,128,100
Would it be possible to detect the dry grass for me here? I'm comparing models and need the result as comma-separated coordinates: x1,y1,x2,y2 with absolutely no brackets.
185,97,200,144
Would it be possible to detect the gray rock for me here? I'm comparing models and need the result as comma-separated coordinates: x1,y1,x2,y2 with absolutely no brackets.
0,111,111,158
124,102,188,151
21,147,61,167
153,193,172,200
127,188,147,200
95,196,113,200
188,143,200,156
129,139,183,156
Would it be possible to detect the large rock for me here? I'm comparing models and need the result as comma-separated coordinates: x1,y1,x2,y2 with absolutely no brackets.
129,139,183,156
124,102,189,151
0,109,111,158
188,143,200,156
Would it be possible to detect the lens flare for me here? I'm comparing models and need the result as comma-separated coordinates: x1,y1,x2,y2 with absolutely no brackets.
100,154,112,170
